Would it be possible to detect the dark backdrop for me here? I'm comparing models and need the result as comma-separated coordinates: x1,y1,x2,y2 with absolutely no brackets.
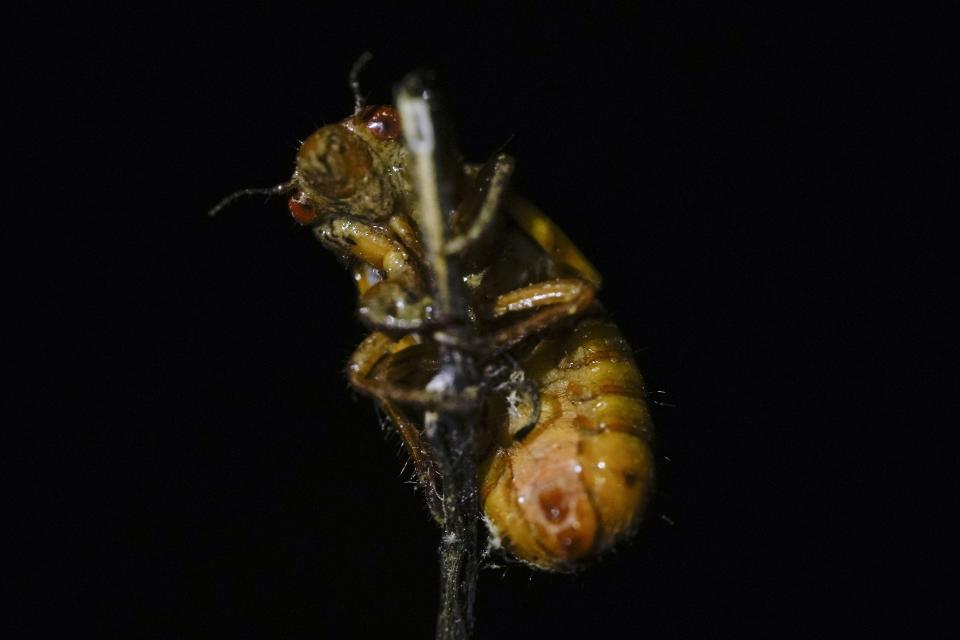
15,3,951,638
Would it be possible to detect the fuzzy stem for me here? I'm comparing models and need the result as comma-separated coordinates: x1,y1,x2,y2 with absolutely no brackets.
396,73,480,640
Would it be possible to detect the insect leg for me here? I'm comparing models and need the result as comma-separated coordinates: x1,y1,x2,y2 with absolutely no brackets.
357,280,435,331
315,216,438,330
314,216,422,289
347,333,481,413
387,213,425,262
489,278,598,350
346,333,443,521
444,154,514,256
379,400,444,523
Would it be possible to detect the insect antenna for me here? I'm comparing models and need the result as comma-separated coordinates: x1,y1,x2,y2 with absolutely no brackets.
206,180,296,217
349,51,373,114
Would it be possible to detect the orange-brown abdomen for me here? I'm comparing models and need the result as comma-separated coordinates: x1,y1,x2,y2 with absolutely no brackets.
480,316,654,570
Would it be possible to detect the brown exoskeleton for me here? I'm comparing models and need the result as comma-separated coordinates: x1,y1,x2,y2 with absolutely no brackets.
212,87,655,571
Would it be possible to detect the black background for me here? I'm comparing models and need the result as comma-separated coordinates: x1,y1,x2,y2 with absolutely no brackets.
14,3,952,638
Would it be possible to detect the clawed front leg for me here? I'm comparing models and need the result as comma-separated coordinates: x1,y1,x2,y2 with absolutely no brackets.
314,215,422,289
316,215,439,331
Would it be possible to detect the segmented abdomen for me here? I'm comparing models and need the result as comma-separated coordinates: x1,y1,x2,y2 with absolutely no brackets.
480,316,655,570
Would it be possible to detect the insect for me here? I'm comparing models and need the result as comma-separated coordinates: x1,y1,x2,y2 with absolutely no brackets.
212,81,655,571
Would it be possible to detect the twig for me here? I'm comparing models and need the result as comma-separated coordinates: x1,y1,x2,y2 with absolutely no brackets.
395,73,480,640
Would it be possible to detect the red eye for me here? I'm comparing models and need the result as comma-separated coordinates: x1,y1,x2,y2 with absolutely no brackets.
287,192,318,225
361,105,401,140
